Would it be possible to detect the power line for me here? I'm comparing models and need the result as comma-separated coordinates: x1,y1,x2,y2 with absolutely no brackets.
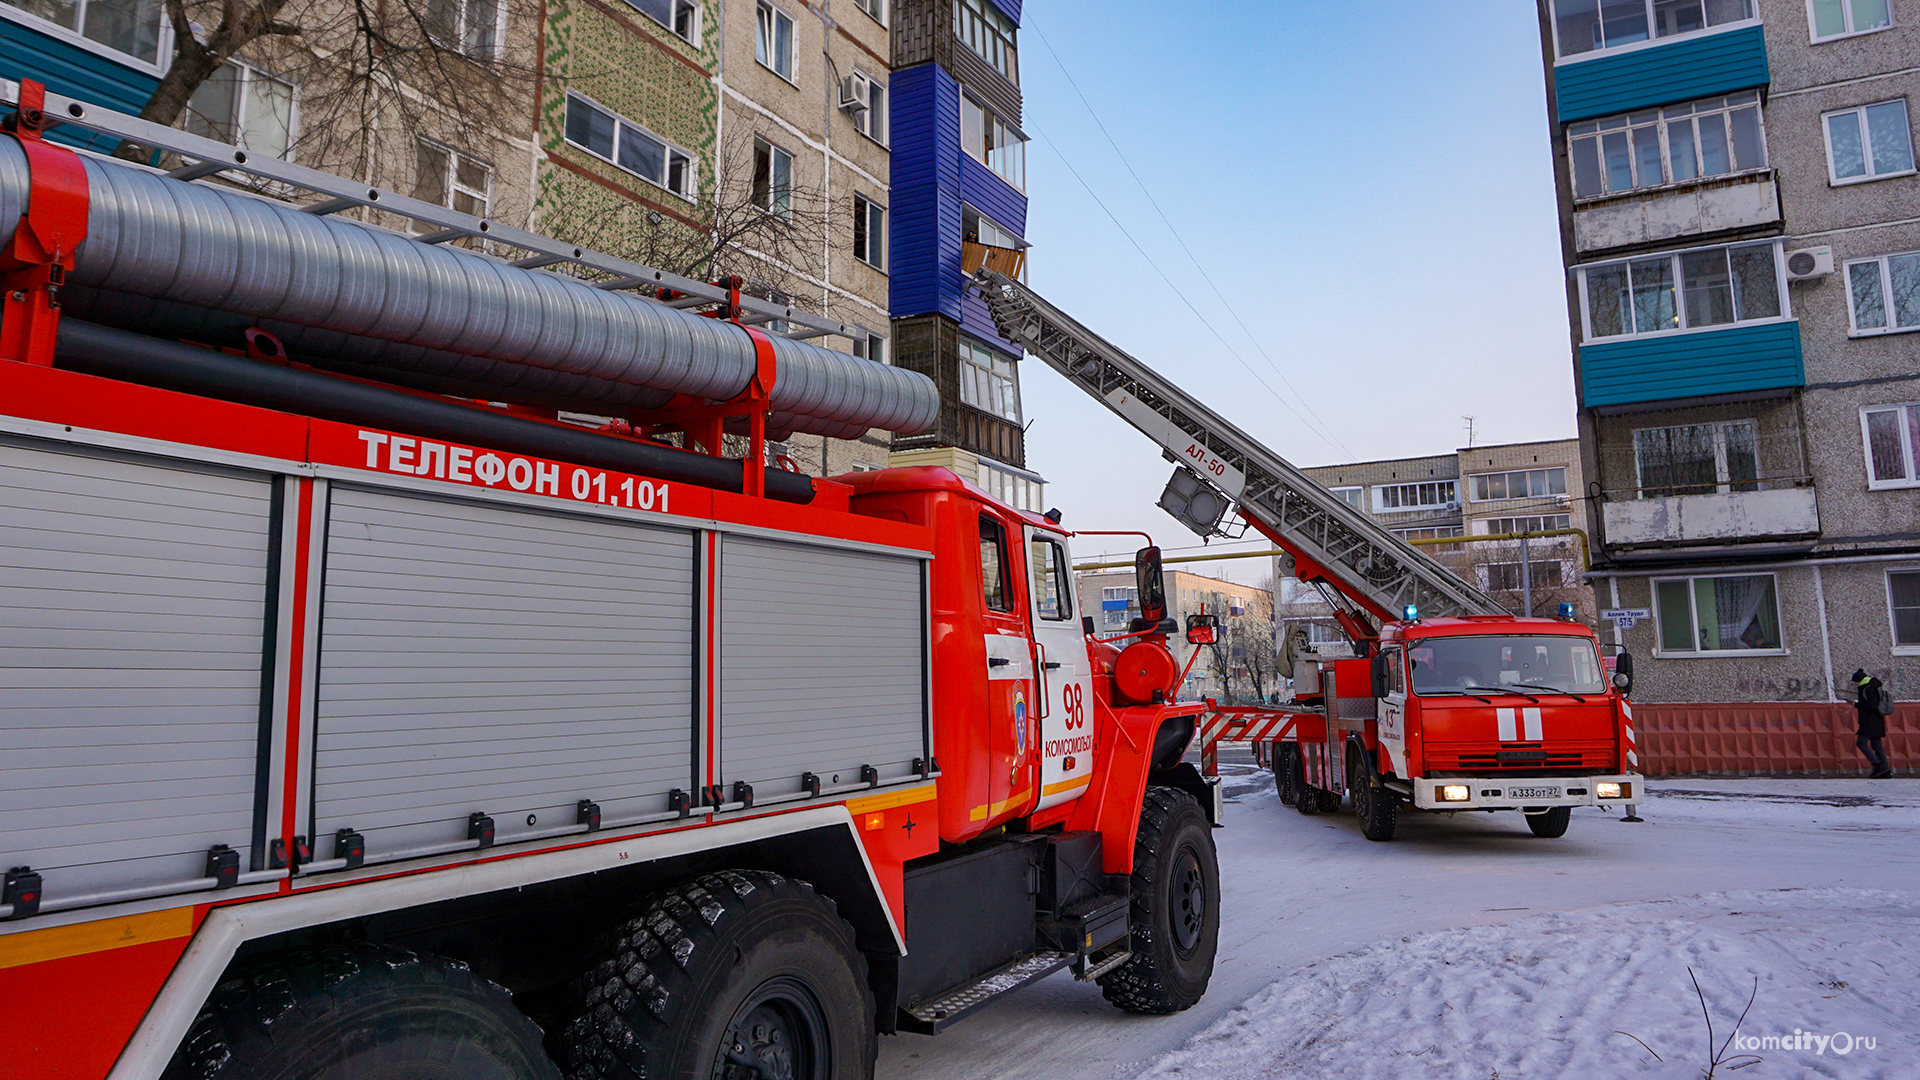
1026,21,1351,456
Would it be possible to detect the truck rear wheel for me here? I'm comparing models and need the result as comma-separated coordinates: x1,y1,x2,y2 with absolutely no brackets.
1525,806,1573,838
1099,787,1219,1014
1273,742,1299,805
554,870,873,1080
162,944,559,1080
1350,747,1398,842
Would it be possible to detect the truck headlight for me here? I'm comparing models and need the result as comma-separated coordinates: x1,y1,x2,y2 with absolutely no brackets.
1438,784,1471,802
1596,782,1629,799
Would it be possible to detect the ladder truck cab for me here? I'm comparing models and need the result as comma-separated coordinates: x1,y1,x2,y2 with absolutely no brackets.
0,81,1219,1080
969,269,1644,844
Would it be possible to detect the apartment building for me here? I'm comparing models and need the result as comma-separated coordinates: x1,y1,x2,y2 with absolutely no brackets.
1537,0,1920,708
884,0,1047,511
539,0,896,475
1076,568,1277,703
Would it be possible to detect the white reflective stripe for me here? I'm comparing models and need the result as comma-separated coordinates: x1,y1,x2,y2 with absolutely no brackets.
1523,707,1543,741
1620,701,1633,720
1497,707,1517,742
1627,750,1640,766
1624,725,1636,743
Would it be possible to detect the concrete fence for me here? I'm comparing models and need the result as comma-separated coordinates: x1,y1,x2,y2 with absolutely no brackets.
1636,702,1911,776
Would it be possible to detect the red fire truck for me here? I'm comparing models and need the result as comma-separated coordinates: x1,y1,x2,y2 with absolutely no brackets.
0,82,1222,1079
971,272,1644,843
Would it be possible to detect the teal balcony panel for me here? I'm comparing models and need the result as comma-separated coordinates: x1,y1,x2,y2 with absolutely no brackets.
1580,320,1803,408
1555,24,1769,123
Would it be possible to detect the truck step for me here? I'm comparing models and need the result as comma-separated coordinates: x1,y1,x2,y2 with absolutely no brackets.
1076,944,1133,982
898,950,1074,1034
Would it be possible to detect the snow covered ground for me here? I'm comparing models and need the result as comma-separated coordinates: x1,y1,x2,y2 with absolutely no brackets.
877,767,1920,1080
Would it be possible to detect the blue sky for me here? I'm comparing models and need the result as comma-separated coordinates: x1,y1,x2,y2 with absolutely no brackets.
1013,2,1573,577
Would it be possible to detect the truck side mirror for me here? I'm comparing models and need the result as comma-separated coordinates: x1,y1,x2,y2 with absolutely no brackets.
1612,650,1634,695
1135,546,1167,624
1185,612,1218,645
1370,653,1389,698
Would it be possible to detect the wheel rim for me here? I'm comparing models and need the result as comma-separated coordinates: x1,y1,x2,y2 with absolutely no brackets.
1170,845,1207,957
713,976,831,1080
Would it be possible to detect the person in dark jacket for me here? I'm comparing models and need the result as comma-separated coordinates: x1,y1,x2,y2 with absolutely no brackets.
1853,669,1891,778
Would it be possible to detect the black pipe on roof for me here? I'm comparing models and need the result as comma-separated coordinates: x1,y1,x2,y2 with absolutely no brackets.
51,318,817,505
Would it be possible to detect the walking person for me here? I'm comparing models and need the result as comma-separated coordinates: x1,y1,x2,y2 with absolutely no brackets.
1853,669,1893,779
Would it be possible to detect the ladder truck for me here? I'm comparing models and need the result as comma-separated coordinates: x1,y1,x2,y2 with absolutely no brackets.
0,79,1222,1080
971,269,1644,843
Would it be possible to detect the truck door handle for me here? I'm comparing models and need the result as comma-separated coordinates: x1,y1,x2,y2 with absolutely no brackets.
989,658,1011,667
1043,662,1062,670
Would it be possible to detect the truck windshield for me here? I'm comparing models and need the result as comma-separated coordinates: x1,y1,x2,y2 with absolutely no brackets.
1407,635,1605,696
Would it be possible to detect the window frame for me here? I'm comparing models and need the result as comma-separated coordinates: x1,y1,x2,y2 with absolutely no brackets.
1651,571,1788,656
185,58,298,162
1566,92,1768,202
1476,514,1574,535
563,92,699,201
1822,98,1917,185
1030,537,1073,622
957,334,1022,423
1394,525,1464,552
856,0,886,27
425,0,506,61
622,0,701,42
1574,239,1791,342
1631,419,1760,496
1371,480,1458,512
751,136,795,218
1806,0,1896,42
1549,0,1760,63
953,0,1018,84
412,140,493,241
1843,251,1920,335
1483,561,1568,592
1330,486,1365,510
852,193,886,271
1888,567,1920,654
849,332,887,364
756,0,797,83
979,514,1012,613
1860,402,1920,489
1467,468,1569,504
959,90,1028,191
0,0,172,71
852,70,889,145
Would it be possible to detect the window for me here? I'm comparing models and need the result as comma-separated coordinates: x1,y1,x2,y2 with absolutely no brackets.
1485,562,1566,591
1373,480,1457,510
1824,100,1916,183
1552,0,1756,58
756,1,795,81
1103,586,1139,602
1330,486,1364,509
1030,539,1072,621
1468,469,1567,502
1810,0,1893,40
849,332,887,364
1409,635,1607,694
854,75,887,143
1654,574,1783,652
954,0,1017,83
414,141,490,226
2,0,165,64
1396,525,1464,552
1890,570,1920,649
565,94,696,199
625,0,699,41
979,515,1010,611
1862,403,1920,488
1478,515,1573,535
982,462,1043,511
855,0,885,23
1568,93,1765,199
426,0,501,59
1579,241,1783,339
185,60,295,160
1633,421,1758,496
853,194,885,269
960,93,1027,190
963,204,1024,253
1845,252,1920,335
959,336,1020,422
751,137,793,217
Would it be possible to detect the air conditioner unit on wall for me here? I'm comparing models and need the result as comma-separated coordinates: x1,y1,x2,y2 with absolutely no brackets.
839,75,871,115
1786,246,1833,281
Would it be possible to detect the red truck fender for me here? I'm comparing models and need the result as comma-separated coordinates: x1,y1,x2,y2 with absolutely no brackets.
1067,702,1206,875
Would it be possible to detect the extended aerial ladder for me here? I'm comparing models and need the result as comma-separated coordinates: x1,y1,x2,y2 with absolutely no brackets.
972,268,1505,644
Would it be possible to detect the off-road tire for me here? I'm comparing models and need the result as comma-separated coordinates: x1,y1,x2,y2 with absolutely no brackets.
162,944,559,1080
554,870,873,1080
1273,742,1299,805
1099,787,1219,1014
1351,748,1399,842
1291,751,1321,816
1317,787,1345,814
1526,806,1573,838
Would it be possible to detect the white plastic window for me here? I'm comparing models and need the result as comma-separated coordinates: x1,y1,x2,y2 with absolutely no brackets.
1579,241,1784,340
1552,0,1755,58
1824,99,1916,183
1654,574,1783,653
1844,252,1920,334
1862,403,1920,488
1567,93,1765,199
1809,0,1893,40
756,1,795,80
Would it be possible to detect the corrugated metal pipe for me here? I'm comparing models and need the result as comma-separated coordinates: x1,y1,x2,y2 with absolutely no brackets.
0,140,936,436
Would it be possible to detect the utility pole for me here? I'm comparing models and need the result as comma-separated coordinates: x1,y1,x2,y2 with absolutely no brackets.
1520,533,1533,617
1463,416,1477,447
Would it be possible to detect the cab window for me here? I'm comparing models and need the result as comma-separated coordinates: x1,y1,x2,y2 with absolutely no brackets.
1030,537,1072,621
1385,647,1406,696
980,515,1011,612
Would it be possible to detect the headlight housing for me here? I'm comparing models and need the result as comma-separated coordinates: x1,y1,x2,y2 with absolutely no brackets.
1596,782,1630,799
1438,784,1472,802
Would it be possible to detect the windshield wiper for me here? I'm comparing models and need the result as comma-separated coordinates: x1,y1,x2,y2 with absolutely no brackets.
1464,685,1539,703
1420,689,1493,703
1506,682,1588,702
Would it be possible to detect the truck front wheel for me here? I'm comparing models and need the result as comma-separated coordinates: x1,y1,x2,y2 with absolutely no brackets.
1525,806,1573,838
162,944,560,1080
554,870,873,1080
1350,749,1398,842
1099,787,1220,1014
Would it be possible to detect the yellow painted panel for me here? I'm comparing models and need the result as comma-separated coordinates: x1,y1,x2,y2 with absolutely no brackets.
0,907,194,970
845,784,937,816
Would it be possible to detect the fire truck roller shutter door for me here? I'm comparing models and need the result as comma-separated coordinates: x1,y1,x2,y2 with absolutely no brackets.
718,536,928,799
0,437,273,902
311,486,696,859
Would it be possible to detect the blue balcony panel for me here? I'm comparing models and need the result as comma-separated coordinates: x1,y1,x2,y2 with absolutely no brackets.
0,17,156,153
959,154,1026,237
1580,320,1803,408
889,63,962,322
987,0,1021,25
1555,24,1768,123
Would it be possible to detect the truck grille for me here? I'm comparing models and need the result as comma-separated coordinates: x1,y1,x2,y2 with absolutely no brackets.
1426,742,1615,774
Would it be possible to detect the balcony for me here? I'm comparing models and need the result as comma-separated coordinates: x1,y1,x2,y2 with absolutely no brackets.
1603,485,1819,547
1573,173,1779,254
1580,321,1803,409
1555,23,1769,123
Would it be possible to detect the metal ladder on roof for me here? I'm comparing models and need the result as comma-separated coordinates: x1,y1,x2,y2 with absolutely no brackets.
971,268,1505,626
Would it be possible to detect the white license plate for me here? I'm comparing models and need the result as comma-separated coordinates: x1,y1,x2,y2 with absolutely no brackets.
1508,786,1561,799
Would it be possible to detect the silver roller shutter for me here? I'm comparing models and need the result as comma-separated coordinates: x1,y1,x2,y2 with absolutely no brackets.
0,439,272,902
719,536,928,797
314,487,696,857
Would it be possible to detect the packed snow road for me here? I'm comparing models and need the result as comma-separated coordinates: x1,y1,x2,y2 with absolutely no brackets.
877,764,1920,1080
